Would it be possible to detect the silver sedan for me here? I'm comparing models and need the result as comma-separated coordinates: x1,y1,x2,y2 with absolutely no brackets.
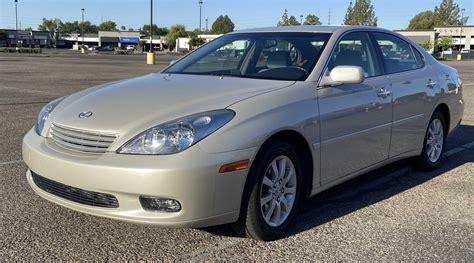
23,26,464,240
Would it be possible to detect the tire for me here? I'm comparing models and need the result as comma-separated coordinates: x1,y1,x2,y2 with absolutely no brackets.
416,110,447,171
232,141,303,241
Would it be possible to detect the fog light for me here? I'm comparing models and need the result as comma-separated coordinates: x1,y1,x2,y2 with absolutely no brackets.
139,196,181,212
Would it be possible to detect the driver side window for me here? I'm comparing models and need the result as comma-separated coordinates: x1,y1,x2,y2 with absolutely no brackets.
329,32,381,78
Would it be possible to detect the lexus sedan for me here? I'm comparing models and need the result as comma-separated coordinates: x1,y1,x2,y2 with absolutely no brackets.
23,26,464,240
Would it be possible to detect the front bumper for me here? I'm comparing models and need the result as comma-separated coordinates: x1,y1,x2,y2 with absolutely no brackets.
22,129,257,227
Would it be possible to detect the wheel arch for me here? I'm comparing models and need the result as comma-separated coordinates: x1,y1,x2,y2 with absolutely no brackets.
245,129,314,200
433,103,450,134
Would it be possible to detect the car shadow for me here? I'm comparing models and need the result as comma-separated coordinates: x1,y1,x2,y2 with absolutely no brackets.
200,124,474,240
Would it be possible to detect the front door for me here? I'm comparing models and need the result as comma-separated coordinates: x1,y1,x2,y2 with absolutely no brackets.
318,31,392,183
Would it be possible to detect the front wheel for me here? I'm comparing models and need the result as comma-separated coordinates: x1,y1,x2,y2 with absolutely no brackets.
416,111,446,171
232,141,302,241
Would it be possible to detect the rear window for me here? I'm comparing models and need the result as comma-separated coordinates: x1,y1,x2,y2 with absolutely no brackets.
372,32,423,74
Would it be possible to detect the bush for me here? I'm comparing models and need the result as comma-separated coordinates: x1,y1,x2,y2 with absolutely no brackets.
0,47,42,53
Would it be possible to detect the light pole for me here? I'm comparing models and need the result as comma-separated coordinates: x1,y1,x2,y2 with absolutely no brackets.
81,8,85,48
460,8,465,52
205,18,208,38
15,0,18,31
150,0,153,52
15,0,18,47
199,0,203,34
300,15,303,25
147,0,155,64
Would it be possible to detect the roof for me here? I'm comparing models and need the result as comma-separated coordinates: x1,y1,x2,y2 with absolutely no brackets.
232,25,382,34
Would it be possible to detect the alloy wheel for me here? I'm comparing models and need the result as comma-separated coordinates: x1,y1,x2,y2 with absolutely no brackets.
426,118,444,163
259,155,297,227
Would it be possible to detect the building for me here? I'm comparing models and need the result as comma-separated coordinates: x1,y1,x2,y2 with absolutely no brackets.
396,25,474,52
0,29,51,47
58,31,167,50
176,34,222,52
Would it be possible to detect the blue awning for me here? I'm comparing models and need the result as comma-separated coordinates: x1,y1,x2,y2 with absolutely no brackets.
120,37,139,44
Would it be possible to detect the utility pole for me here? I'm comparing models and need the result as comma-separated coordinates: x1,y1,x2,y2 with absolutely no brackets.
81,8,85,48
205,18,208,38
328,8,331,25
199,0,203,33
300,15,303,25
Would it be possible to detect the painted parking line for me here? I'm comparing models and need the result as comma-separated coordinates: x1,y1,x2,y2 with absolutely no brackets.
0,160,24,166
445,141,474,157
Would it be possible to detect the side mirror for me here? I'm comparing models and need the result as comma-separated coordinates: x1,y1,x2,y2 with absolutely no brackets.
170,60,177,65
319,65,365,87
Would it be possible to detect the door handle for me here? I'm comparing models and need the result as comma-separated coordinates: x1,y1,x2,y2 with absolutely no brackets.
377,88,392,98
426,80,437,88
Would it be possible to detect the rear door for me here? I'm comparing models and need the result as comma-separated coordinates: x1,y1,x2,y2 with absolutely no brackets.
318,31,392,183
371,32,438,157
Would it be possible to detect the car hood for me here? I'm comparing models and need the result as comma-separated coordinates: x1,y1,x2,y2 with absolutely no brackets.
51,73,294,139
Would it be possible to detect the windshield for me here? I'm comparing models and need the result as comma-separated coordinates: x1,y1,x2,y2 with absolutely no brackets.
164,32,331,81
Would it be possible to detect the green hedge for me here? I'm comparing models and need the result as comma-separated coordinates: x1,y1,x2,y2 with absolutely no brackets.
0,47,42,53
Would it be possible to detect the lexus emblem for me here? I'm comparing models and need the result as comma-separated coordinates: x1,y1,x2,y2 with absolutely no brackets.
78,111,93,119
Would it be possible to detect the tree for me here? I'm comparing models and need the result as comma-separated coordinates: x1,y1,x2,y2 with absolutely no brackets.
407,11,435,30
120,25,126,31
343,0,377,26
166,24,187,51
141,24,169,36
188,31,205,49
278,9,301,26
210,15,235,34
38,18,62,44
23,27,33,32
437,36,453,51
303,14,322,25
128,28,134,31
420,40,434,51
97,21,117,31
59,21,81,33
138,39,147,51
433,0,469,27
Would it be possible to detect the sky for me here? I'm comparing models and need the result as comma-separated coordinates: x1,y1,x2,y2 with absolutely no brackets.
0,0,473,32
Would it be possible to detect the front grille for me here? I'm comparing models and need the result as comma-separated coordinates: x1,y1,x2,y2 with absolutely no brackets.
49,123,117,154
32,172,119,208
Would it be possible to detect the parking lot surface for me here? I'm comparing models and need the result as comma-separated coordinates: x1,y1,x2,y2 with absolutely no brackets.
0,53,473,261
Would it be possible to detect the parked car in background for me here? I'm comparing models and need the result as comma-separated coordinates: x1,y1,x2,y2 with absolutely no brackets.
126,45,136,51
23,26,464,241
95,45,115,52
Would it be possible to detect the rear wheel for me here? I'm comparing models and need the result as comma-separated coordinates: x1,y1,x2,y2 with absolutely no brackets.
232,141,302,241
416,111,446,170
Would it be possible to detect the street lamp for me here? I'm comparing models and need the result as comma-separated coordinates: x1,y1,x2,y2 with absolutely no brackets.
199,0,203,34
300,15,303,25
15,0,18,31
147,0,155,64
81,8,85,48
460,8,465,52
205,18,209,38
14,0,18,47
150,0,153,52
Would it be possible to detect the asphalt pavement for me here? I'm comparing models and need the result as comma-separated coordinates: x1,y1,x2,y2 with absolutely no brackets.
0,52,473,261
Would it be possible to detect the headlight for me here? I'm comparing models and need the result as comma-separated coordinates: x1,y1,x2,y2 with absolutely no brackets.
118,109,235,155
35,96,67,136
